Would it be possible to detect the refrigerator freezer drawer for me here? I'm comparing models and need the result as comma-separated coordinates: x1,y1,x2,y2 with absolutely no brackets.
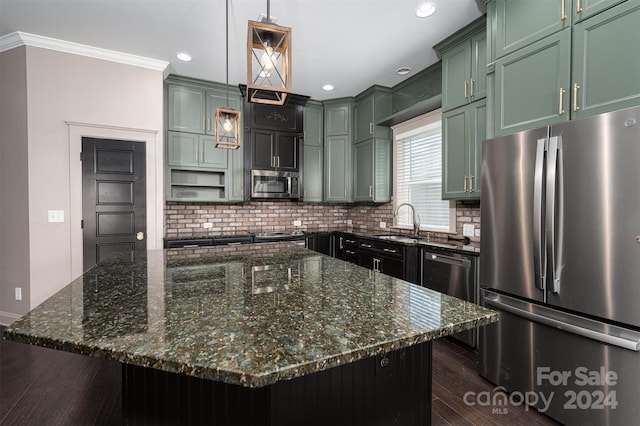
480,290,640,425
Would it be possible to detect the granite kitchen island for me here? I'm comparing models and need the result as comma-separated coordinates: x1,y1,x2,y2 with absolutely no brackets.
4,242,497,425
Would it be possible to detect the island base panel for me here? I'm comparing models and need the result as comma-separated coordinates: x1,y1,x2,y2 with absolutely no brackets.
122,341,432,425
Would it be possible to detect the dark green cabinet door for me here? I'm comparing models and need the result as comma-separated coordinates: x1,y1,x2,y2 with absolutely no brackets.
276,133,298,171
167,85,206,133
324,135,351,202
442,41,472,112
304,101,323,147
573,0,628,23
494,29,571,136
354,141,374,201
468,100,486,198
325,104,350,136
303,145,323,202
167,131,199,167
374,139,391,202
571,0,640,119
495,0,571,59
354,95,374,143
442,107,469,199
471,32,487,101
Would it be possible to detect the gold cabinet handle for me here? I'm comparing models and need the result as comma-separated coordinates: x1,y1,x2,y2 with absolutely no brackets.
207,118,210,132
469,175,475,192
576,0,583,13
344,187,347,198
561,0,567,20
369,122,374,135
470,79,475,97
464,80,469,99
463,175,468,192
559,87,566,115
369,185,373,197
573,83,580,112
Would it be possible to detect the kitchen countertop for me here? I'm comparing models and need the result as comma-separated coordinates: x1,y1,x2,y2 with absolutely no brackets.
5,243,496,388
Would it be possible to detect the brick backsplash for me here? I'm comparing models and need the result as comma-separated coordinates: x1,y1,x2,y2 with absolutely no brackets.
165,200,481,241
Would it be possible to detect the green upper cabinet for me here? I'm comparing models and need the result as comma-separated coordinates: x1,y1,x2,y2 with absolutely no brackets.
324,135,352,202
442,99,486,200
323,99,353,202
354,86,392,143
573,0,628,23
303,101,324,202
494,0,571,59
325,101,351,136
353,138,392,203
167,85,206,133
494,29,571,136
571,0,640,118
436,16,487,112
167,131,228,169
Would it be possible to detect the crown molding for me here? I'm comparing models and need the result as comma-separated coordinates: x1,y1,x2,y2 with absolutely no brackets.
0,31,169,72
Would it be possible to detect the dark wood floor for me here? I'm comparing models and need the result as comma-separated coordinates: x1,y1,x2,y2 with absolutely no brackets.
1,328,558,425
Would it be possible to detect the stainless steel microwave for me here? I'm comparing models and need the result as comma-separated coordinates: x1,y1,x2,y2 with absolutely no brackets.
251,170,300,199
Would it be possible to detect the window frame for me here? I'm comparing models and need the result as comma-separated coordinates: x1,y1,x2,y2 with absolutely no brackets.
391,109,456,234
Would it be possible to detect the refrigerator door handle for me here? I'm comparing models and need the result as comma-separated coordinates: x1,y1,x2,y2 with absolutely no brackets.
483,291,640,352
546,136,561,294
533,138,547,291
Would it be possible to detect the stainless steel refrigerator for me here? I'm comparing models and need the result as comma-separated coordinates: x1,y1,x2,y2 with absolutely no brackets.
479,105,640,425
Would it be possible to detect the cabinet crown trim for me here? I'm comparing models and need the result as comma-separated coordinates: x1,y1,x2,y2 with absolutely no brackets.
433,15,487,54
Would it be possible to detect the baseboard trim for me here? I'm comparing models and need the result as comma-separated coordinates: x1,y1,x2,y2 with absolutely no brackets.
0,311,22,327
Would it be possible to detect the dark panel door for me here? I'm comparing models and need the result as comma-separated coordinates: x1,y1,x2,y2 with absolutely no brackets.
251,130,275,170
275,132,298,171
82,138,146,272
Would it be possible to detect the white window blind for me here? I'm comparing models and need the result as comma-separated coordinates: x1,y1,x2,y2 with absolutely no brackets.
394,111,454,232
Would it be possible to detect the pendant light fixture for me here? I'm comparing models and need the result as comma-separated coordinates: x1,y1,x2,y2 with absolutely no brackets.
215,0,242,150
247,0,292,105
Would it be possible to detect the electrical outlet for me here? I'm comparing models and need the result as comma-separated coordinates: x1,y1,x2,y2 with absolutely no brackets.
463,224,475,237
48,210,64,223
346,220,353,226
203,222,213,228
379,222,386,229
15,287,22,301
293,220,302,227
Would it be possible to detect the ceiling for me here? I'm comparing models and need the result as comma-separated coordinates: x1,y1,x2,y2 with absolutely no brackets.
0,0,485,100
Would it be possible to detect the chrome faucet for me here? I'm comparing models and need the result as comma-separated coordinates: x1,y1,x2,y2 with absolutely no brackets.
394,203,421,237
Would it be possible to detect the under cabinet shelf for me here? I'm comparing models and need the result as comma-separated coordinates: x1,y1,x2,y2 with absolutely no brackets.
168,169,227,201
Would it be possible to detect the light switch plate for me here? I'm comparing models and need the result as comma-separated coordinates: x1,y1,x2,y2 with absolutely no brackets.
48,210,64,223
463,224,475,237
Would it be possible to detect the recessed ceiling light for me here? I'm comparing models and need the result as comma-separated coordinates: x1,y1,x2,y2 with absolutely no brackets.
416,2,437,18
176,52,192,62
322,84,335,91
396,67,411,75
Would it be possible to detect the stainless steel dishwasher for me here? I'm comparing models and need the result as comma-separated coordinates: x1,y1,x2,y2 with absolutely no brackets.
421,248,478,348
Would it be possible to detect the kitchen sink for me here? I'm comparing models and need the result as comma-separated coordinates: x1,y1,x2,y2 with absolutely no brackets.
376,234,458,249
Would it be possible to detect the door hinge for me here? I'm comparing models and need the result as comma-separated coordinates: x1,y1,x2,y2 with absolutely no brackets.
81,219,84,229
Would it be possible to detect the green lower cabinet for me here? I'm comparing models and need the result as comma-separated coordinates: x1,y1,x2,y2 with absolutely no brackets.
571,0,640,119
494,29,571,136
324,135,352,202
353,139,391,203
442,99,486,200
303,144,323,202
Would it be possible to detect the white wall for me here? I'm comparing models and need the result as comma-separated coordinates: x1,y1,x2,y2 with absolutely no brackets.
0,45,165,323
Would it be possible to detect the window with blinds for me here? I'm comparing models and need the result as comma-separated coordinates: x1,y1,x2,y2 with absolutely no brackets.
393,110,455,232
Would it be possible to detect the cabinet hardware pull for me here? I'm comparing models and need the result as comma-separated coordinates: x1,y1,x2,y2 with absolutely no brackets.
361,243,373,248
558,87,566,115
369,185,373,197
369,122,374,135
383,248,397,253
345,187,347,198
202,118,205,130
339,237,344,250
207,118,210,132
346,239,356,244
576,0,583,13
463,175,468,192
272,156,276,168
277,156,280,168
346,250,356,255
470,78,475,97
573,84,580,112
561,0,567,20
464,80,469,99
470,175,475,192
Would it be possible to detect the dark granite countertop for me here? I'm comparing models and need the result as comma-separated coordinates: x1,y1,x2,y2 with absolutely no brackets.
5,243,496,388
